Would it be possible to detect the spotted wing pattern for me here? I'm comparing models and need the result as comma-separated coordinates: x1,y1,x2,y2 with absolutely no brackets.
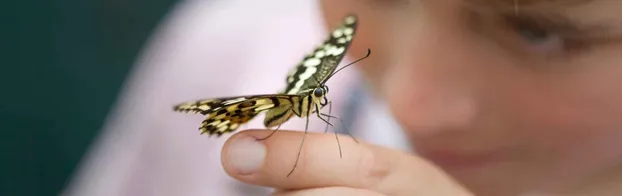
174,14,359,137
283,14,358,95
173,94,298,136
262,14,359,127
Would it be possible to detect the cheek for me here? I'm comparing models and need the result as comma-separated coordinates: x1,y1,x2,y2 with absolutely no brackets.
502,69,622,174
511,72,622,143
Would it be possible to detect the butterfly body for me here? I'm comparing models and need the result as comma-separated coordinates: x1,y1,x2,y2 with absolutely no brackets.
173,14,359,137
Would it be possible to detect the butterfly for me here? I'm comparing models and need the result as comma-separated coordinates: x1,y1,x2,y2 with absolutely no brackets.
173,14,370,176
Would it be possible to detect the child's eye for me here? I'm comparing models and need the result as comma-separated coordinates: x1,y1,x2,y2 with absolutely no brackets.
515,22,551,43
505,16,587,56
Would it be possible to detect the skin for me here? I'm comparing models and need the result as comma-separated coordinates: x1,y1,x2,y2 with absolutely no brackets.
221,0,622,195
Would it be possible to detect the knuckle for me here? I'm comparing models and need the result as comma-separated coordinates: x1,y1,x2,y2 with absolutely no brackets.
356,146,392,189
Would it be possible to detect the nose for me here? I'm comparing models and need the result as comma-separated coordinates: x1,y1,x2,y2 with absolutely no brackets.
382,12,482,137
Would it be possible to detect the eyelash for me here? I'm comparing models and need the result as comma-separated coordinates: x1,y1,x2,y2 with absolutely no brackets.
504,16,587,54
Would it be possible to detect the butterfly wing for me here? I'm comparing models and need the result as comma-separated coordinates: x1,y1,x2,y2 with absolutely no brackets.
263,14,359,127
282,14,358,95
174,94,299,136
174,14,359,135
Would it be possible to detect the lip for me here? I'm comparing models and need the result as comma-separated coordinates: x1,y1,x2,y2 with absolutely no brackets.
416,149,505,170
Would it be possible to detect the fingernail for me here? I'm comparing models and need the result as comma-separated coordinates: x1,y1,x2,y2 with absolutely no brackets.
227,136,266,174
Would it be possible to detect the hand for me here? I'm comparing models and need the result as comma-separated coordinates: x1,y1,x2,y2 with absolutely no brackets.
221,129,474,196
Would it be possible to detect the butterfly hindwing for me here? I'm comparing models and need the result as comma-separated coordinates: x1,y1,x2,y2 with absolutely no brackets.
173,94,298,135
174,96,247,115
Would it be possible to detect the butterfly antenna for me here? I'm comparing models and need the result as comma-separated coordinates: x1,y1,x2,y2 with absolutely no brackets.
322,48,371,85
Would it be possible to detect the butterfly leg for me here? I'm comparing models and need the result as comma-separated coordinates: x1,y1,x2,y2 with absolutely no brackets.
259,106,295,141
322,101,335,133
287,107,311,177
320,101,359,144
318,102,347,133
255,124,282,141
315,104,335,127
321,101,343,158
320,113,344,133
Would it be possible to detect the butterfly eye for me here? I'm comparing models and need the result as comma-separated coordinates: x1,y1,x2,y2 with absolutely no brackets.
313,88,324,97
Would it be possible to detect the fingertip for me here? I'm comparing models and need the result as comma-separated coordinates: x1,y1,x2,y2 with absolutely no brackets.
221,130,269,176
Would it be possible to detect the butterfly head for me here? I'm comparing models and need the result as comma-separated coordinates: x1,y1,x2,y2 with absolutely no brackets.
312,85,330,106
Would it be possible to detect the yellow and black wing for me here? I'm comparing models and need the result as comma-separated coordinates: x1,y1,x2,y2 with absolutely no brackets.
282,14,358,95
262,14,359,127
174,14,359,136
173,94,300,136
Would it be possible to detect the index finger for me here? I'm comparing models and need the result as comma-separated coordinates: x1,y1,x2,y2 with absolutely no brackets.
221,129,473,196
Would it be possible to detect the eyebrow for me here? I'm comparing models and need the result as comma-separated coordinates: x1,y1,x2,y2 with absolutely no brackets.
463,0,594,11
463,0,621,39
465,0,593,6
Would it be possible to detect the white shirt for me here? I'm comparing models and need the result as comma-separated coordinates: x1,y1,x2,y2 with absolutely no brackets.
62,0,409,195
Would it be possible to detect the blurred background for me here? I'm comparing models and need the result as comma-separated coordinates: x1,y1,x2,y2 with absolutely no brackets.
3,0,180,195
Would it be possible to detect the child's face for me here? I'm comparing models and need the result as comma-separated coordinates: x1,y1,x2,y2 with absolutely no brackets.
321,0,622,195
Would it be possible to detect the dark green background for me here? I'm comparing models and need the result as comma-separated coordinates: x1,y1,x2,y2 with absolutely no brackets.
3,0,179,195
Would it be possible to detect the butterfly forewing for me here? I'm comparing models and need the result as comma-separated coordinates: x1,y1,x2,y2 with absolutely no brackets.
263,14,358,127
283,14,358,95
